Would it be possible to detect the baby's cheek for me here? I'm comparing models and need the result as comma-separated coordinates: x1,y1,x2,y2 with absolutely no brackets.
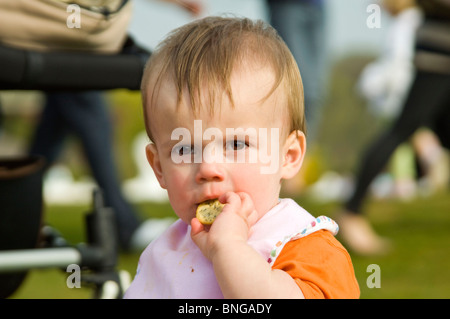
165,172,193,223
231,166,277,213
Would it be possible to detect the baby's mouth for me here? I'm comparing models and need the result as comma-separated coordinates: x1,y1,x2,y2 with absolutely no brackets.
196,197,220,205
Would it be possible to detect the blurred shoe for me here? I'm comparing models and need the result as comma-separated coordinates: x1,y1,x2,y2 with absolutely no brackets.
129,217,175,252
336,211,391,256
426,152,449,193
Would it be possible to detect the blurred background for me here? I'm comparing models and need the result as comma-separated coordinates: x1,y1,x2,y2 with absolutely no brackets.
1,0,449,298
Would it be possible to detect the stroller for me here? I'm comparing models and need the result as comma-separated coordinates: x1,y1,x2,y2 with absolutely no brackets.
0,35,150,298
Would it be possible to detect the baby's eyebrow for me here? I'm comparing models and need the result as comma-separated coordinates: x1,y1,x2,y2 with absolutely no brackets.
161,139,184,149
154,139,177,154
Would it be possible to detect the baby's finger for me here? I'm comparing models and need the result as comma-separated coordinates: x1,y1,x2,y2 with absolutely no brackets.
191,217,205,236
236,192,253,213
190,218,208,248
218,192,240,210
236,192,258,227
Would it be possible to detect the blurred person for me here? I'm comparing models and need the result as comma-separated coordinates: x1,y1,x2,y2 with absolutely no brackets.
266,0,327,194
358,0,447,200
0,0,201,251
357,0,422,200
358,0,423,120
266,0,326,141
28,91,176,251
337,0,450,255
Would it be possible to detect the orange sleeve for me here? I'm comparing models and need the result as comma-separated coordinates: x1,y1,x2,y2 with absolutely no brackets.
271,229,360,299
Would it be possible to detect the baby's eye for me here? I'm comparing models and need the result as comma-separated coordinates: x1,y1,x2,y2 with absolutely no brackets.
173,145,194,157
225,139,248,151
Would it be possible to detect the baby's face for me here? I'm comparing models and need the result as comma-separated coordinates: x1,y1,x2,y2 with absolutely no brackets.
146,64,298,225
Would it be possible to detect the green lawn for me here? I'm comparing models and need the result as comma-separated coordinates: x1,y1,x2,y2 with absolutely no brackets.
8,192,450,299
301,192,450,299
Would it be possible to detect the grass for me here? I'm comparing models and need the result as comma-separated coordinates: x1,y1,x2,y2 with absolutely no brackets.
8,191,450,299
300,192,450,299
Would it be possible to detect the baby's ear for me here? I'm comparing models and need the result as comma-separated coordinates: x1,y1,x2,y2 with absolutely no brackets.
280,130,306,180
145,143,167,189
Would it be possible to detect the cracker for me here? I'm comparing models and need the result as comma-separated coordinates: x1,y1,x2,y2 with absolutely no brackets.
196,199,225,225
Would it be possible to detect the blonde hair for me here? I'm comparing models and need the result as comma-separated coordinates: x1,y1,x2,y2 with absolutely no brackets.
141,16,305,141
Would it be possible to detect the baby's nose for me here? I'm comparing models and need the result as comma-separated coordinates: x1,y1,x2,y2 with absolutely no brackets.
195,159,225,183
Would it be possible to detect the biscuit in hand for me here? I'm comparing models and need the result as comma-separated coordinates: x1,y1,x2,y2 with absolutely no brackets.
196,199,225,225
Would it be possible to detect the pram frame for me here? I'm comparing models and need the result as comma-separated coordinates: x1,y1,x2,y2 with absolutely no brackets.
0,37,150,298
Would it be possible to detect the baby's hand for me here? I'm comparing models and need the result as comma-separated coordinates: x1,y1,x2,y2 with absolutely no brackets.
190,192,258,261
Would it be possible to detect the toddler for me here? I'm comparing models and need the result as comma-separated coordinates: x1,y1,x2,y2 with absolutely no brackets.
124,16,360,299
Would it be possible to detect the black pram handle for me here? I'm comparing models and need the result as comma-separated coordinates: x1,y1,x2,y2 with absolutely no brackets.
0,37,150,91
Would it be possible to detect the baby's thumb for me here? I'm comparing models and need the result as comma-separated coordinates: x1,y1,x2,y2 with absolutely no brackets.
247,209,259,228
190,218,207,247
